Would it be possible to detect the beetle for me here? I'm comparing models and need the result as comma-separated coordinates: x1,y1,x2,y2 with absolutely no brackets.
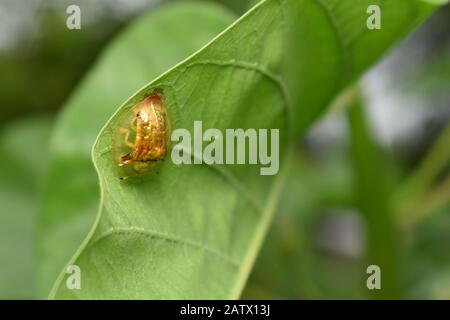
112,88,170,180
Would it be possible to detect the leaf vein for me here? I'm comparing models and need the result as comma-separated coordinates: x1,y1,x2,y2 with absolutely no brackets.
178,59,293,133
90,227,241,269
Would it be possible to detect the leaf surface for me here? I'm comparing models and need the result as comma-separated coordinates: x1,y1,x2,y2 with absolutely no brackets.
49,0,443,299
39,2,237,297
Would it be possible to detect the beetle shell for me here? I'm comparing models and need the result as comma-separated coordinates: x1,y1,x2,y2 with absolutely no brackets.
112,88,170,179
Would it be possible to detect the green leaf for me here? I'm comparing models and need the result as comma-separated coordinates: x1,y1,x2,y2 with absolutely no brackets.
38,2,237,297
0,116,53,299
49,0,442,299
243,152,360,299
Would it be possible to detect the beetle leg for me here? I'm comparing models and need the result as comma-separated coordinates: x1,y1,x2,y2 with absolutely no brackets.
119,153,133,166
130,119,137,132
118,127,135,149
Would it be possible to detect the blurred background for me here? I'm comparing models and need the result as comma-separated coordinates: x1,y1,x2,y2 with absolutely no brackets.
0,0,449,299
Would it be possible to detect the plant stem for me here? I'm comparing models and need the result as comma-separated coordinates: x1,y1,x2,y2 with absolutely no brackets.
348,98,400,299
402,172,450,227
395,121,450,220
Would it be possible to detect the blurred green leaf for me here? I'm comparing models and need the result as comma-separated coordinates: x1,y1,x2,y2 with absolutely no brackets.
243,152,366,299
0,116,53,299
403,206,450,299
46,0,442,299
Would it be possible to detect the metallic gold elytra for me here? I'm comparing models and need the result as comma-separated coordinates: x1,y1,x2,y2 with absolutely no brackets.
112,88,170,179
